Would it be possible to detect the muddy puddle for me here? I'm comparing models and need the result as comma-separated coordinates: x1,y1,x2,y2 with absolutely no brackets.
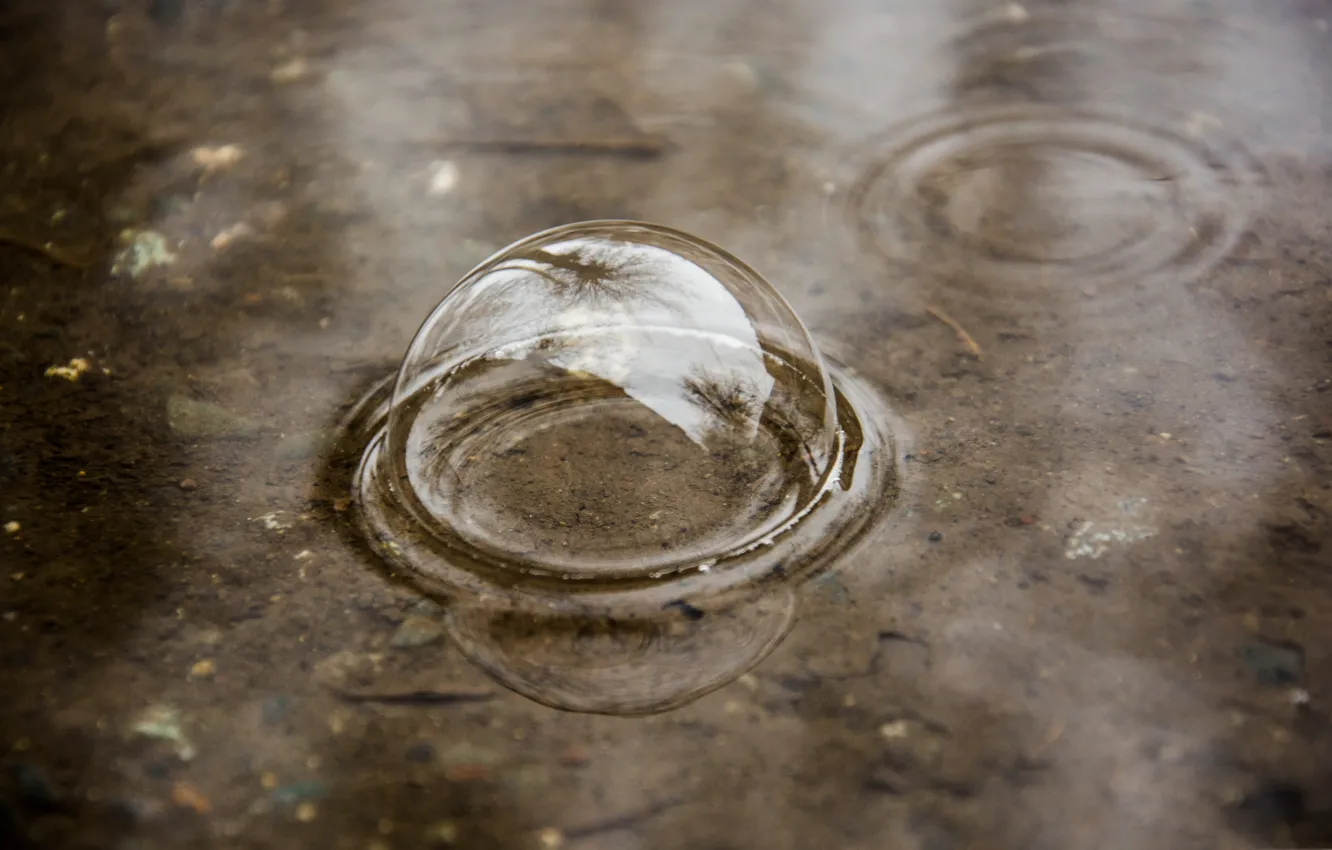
1,0,1329,848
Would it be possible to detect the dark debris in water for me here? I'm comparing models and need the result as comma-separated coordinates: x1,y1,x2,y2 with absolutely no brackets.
6,763,62,811
332,688,496,706
1239,638,1305,686
1227,779,1332,847
662,600,706,621
562,795,687,840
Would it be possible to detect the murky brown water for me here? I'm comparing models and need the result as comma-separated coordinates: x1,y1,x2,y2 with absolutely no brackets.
2,0,1330,848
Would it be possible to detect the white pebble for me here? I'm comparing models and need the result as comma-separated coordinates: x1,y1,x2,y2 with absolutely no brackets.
879,720,910,739
211,223,254,251
271,57,310,84
427,160,460,196
191,144,244,173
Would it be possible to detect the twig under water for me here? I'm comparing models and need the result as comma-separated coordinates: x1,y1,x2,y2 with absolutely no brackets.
925,305,983,360
564,796,686,841
427,135,671,159
0,232,90,269
333,687,495,706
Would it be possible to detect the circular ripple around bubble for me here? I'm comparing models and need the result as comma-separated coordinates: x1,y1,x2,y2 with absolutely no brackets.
850,105,1264,302
442,587,796,715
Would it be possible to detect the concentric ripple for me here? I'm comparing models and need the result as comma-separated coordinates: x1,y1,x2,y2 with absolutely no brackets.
850,104,1265,302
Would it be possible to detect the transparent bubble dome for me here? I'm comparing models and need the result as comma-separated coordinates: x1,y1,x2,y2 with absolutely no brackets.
345,221,900,712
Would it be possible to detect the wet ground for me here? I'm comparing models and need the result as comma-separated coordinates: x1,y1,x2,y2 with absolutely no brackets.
2,0,1331,847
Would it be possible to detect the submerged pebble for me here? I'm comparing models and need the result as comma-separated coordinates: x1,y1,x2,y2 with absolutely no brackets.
129,704,196,761
390,615,444,648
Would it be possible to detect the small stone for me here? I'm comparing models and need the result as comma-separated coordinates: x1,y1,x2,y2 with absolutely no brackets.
129,704,195,761
191,145,244,173
271,57,310,84
721,58,761,95
390,615,444,649
188,659,216,678
3,522,18,534
211,222,254,251
538,827,565,849
928,531,943,543
427,161,459,196
253,512,292,532
45,358,91,381
428,821,459,845
170,781,211,813
295,802,317,822
879,720,911,739
179,478,198,491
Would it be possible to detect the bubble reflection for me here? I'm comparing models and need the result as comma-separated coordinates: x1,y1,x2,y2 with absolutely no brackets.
342,221,901,713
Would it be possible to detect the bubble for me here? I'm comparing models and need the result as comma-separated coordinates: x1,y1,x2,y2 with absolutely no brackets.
343,221,900,714
850,103,1264,305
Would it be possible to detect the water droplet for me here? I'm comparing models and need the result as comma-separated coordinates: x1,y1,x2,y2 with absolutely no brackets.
341,221,901,713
